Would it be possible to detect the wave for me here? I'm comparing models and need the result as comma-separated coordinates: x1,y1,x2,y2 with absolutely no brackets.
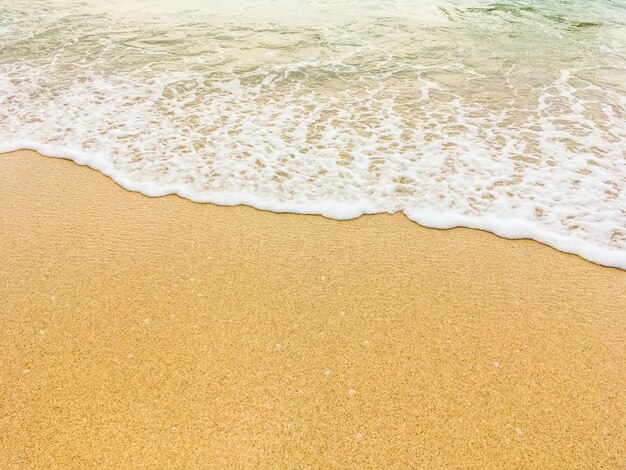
1,0,625,269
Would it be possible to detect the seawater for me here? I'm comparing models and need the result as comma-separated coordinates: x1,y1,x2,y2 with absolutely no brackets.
1,0,625,268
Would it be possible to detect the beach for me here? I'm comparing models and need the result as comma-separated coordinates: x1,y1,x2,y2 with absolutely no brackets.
1,149,624,467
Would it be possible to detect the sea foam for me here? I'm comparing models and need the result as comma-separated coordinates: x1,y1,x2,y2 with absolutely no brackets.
0,0,625,269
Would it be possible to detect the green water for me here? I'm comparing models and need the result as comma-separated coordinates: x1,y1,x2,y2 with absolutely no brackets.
0,0,625,267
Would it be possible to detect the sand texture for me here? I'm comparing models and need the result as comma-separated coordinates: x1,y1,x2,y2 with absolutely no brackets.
1,150,625,468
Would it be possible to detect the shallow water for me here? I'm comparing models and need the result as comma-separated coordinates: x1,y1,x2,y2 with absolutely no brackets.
1,0,625,267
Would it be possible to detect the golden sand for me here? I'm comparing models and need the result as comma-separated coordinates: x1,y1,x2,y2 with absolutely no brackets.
1,149,624,468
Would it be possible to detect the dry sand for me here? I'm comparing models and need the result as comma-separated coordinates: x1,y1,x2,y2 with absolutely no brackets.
1,149,625,468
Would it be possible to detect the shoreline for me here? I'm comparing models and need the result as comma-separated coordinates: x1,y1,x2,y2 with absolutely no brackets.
1,144,623,270
1,149,625,468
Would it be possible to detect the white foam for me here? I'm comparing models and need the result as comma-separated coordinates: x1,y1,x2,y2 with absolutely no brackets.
0,1,625,270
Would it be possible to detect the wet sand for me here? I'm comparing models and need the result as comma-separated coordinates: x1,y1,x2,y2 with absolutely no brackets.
1,149,624,468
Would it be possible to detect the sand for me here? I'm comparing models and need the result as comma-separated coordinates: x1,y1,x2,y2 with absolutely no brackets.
0,149,624,468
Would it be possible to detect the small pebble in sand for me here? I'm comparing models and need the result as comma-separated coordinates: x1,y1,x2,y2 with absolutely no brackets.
143,318,151,324
275,343,283,350
362,340,370,347
348,388,357,397
38,329,45,336
494,361,500,368
515,427,524,436
340,309,346,316
355,433,364,441
49,295,56,302
324,370,332,376
22,369,30,374
320,275,327,281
